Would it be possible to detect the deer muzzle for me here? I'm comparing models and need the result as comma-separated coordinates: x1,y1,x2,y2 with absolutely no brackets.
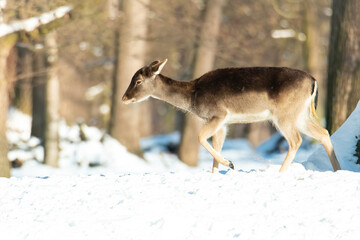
122,95,134,104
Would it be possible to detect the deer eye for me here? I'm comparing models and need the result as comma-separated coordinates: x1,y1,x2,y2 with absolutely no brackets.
135,80,142,86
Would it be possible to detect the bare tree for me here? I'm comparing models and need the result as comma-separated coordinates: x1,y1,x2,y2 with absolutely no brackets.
302,0,325,117
109,0,150,155
31,32,62,169
15,48,33,115
326,0,360,133
31,42,46,141
0,36,17,178
44,30,60,167
178,0,225,166
0,4,70,176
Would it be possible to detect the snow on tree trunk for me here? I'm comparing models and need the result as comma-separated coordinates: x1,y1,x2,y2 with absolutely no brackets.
326,0,360,134
0,5,71,38
179,0,225,166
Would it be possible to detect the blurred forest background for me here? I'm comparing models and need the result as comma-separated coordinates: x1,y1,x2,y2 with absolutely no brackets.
0,0,359,177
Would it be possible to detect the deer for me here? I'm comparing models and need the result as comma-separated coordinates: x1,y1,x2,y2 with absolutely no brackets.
122,59,341,173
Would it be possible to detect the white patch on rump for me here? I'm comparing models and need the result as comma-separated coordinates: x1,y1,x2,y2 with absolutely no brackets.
296,97,312,132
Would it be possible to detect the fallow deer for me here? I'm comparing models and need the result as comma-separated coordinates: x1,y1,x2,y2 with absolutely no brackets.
122,59,341,173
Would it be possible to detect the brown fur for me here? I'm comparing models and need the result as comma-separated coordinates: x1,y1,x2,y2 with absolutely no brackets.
122,60,341,172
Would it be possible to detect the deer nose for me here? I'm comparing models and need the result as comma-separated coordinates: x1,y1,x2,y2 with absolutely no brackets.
122,95,128,103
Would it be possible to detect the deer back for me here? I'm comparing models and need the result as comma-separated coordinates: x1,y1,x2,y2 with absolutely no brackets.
190,67,315,122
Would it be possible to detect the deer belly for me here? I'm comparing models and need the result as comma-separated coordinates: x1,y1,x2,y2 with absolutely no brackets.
226,109,272,124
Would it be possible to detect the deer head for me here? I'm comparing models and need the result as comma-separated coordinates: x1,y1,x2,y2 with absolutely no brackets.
122,59,168,104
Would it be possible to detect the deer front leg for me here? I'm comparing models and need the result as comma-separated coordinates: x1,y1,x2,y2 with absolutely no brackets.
198,117,234,170
212,127,226,173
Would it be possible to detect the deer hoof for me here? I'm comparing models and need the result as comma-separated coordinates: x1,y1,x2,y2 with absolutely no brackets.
228,160,234,170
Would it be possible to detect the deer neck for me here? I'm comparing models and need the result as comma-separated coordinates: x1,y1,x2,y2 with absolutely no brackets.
152,74,194,112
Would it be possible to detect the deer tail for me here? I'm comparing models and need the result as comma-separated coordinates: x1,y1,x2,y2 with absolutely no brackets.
310,77,319,120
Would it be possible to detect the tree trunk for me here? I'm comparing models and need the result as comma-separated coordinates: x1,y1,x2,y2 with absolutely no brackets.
44,31,59,167
31,42,46,142
109,0,150,155
302,0,326,118
15,48,33,115
0,35,17,178
179,0,225,166
326,0,360,134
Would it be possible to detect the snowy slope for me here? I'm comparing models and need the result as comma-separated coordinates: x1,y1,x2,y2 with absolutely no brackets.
304,101,360,172
1,168,359,240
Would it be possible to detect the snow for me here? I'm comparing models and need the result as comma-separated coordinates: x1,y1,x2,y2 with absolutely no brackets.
1,169,360,240
271,29,296,39
2,103,360,239
0,5,71,38
304,101,360,172
6,109,152,176
0,0,6,10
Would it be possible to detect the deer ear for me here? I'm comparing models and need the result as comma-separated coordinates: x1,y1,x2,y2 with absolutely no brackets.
149,60,160,66
151,59,168,75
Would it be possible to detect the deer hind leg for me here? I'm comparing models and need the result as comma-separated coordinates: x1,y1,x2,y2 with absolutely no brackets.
277,121,302,172
212,127,226,173
299,118,341,171
198,117,234,170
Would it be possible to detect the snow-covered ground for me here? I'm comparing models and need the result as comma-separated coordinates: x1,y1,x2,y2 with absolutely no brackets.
1,168,359,240
1,101,359,240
